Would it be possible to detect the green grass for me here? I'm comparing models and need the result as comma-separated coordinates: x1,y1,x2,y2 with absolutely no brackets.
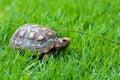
0,0,120,80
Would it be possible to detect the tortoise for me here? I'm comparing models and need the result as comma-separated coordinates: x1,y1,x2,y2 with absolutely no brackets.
9,24,70,58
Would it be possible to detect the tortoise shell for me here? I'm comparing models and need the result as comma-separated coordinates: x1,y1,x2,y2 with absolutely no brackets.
9,24,58,54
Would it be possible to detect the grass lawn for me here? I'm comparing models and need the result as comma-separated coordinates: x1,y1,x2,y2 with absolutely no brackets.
0,0,120,80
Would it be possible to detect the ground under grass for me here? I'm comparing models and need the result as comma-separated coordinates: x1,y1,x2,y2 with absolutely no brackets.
0,0,120,80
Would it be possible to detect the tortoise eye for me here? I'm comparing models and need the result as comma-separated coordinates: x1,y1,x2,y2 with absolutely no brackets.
63,39,67,42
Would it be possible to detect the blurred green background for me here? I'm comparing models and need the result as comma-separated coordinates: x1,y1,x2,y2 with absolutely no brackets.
0,0,120,80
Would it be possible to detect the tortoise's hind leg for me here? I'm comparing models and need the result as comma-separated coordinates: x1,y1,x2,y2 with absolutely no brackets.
43,53,48,59
42,54,49,63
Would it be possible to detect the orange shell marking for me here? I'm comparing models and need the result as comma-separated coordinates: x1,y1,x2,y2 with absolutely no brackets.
37,34,45,41
49,43,55,49
47,31,53,36
19,30,26,38
28,32,35,39
42,28,47,30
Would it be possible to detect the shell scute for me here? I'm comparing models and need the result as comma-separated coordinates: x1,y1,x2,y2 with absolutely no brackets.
19,30,26,38
37,34,45,41
27,31,36,40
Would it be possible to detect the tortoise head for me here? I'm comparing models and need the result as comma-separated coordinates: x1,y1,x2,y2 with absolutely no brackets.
55,37,70,50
